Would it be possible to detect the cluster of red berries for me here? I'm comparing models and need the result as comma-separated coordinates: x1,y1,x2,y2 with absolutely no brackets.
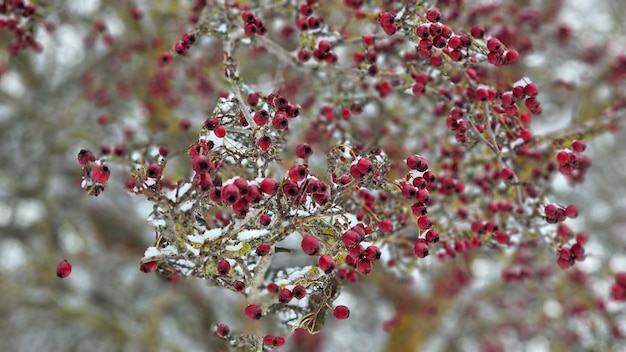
297,39,338,64
445,107,469,144
556,140,591,184
295,2,322,32
379,10,398,35
241,9,267,37
557,242,585,269
484,37,519,66
77,149,110,195
275,284,308,304
343,225,381,275
610,273,626,301
173,32,197,56
0,1,41,55
262,335,286,347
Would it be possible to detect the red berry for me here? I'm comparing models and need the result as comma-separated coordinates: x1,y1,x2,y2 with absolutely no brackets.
259,213,271,226
204,117,219,130
257,135,272,151
417,215,431,230
247,93,259,106
333,305,350,319
425,229,439,243
565,205,578,219
426,8,442,23
214,126,226,138
292,285,307,299
557,256,574,269
278,288,293,304
56,259,72,279
356,158,373,174
318,254,335,273
342,230,361,248
253,110,269,125
260,178,278,195
505,50,519,64
318,40,332,54
364,245,381,261
413,240,429,258
267,282,279,294
272,111,289,130
524,83,539,97
91,165,110,184
234,280,246,292
357,258,372,274
77,149,96,166
297,49,311,62
379,219,393,233
216,323,230,337
544,204,557,219
192,155,211,174
140,261,157,273
487,38,502,52
272,336,286,347
296,143,313,159
470,25,484,38
256,243,272,256
288,164,308,182
571,140,586,152
217,259,231,275
500,168,515,182
222,184,240,205
301,235,320,255
244,304,263,320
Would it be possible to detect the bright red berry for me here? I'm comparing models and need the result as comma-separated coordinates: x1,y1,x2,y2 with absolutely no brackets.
296,143,313,159
356,158,373,174
214,126,226,138
56,259,72,279
91,165,110,184
301,235,320,255
417,215,432,230
571,140,586,152
413,240,429,258
379,219,393,233
318,254,335,273
222,184,240,205
333,305,350,319
260,178,278,195
500,168,515,182
426,8,442,23
244,304,263,320
565,205,578,219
